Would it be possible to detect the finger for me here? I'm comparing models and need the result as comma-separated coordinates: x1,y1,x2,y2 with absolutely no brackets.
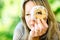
41,19,48,28
35,23,37,32
35,23,44,37
35,23,40,32
30,27,35,37
34,23,38,37
31,25,34,31
37,19,43,33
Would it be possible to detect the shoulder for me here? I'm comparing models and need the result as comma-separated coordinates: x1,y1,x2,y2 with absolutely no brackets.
13,22,24,40
15,22,24,30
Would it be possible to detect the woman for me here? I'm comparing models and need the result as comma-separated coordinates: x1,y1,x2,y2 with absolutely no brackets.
13,0,60,40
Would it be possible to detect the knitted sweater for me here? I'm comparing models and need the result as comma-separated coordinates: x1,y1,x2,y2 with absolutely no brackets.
13,22,60,40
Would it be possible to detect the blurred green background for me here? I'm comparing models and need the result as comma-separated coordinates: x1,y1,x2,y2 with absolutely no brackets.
0,0,60,40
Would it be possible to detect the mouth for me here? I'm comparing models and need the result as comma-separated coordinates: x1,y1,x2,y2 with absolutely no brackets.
30,24,35,27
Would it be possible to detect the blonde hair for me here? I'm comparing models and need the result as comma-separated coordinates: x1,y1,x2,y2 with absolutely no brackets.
21,0,60,40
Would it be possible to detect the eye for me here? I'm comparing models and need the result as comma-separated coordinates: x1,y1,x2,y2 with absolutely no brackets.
26,14,30,16
36,12,42,15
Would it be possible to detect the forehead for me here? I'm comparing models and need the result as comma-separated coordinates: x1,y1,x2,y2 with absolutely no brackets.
25,1,36,12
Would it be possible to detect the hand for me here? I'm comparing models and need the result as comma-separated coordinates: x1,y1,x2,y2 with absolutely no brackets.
29,19,48,37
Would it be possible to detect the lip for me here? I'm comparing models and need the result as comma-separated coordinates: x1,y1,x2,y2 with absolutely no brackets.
31,24,34,26
29,20,36,27
30,24,35,27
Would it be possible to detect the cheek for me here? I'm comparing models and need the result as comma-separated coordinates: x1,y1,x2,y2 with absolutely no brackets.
25,16,30,25
25,16,31,29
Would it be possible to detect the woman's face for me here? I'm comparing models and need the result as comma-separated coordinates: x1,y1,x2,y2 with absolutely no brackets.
25,1,48,30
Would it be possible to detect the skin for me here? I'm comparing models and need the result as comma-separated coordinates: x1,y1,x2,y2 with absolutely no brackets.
25,1,48,40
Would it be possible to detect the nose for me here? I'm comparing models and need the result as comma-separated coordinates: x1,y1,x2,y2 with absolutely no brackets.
30,16,36,26
31,15,36,20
